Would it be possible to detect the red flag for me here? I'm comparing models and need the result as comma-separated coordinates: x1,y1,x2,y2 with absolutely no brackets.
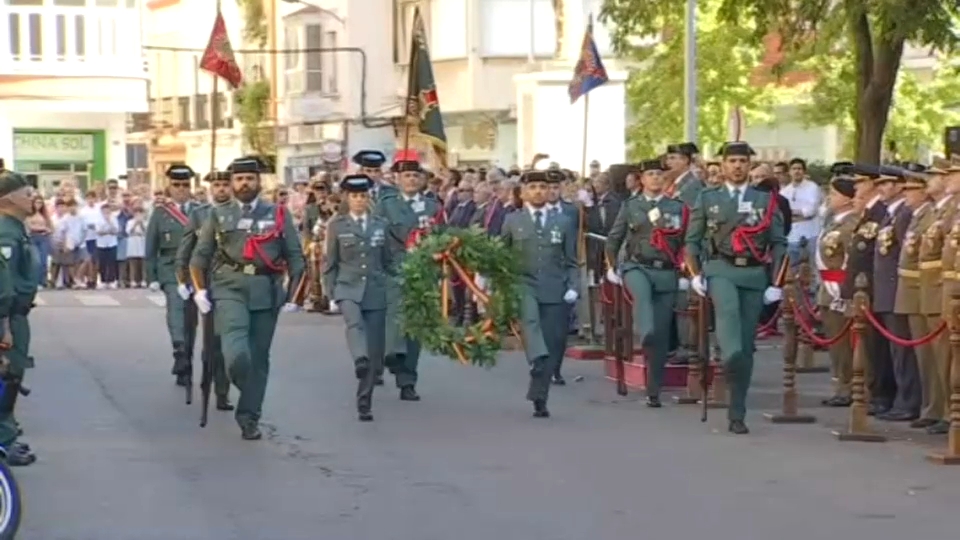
200,12,243,89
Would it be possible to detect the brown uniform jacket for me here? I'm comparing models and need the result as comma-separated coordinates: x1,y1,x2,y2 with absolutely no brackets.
919,195,960,315
815,210,859,308
942,199,960,316
895,201,934,315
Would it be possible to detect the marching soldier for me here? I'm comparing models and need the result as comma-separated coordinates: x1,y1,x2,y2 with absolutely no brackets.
500,169,580,417
841,164,895,416
0,170,37,466
874,166,922,422
604,159,687,407
174,170,234,413
146,165,200,387
545,173,580,384
188,156,305,440
665,142,704,206
374,153,442,401
323,175,392,421
816,176,860,406
918,160,958,435
354,150,397,204
684,141,788,435
893,168,939,432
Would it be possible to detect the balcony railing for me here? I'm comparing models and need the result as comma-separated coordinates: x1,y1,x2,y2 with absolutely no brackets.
0,4,147,79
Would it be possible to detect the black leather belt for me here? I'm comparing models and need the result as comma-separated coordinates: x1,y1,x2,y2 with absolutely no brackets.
719,254,765,267
633,257,674,270
224,262,278,276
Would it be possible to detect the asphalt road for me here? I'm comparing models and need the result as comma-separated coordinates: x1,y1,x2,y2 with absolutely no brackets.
14,290,960,540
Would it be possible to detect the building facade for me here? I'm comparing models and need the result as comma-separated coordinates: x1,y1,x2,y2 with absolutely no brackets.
274,0,625,180
0,0,149,194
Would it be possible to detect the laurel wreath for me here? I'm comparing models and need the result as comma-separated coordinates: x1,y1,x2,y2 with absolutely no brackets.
399,228,522,368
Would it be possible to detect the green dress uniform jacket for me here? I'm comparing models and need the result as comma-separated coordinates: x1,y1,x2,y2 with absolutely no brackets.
672,170,705,208
0,215,38,447
605,195,686,397
146,202,197,351
374,192,442,388
322,213,392,402
189,199,305,427
500,207,580,403
175,202,231,397
684,184,787,422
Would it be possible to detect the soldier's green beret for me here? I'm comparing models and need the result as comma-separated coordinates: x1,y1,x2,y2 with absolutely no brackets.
0,170,29,197
166,164,195,181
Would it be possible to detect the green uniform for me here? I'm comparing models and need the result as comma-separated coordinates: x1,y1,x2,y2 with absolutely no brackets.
322,213,392,408
500,207,580,403
0,214,38,447
146,202,199,374
374,191,442,389
175,202,231,398
189,199,305,429
605,195,686,397
684,183,786,422
673,170,705,207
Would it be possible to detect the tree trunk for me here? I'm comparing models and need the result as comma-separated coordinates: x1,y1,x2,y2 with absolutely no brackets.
854,41,905,164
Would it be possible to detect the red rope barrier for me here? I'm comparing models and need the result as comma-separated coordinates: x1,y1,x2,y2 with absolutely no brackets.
863,310,946,347
798,289,822,322
791,301,854,347
755,306,782,334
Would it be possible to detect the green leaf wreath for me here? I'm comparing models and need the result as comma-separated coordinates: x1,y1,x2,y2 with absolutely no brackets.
400,227,522,367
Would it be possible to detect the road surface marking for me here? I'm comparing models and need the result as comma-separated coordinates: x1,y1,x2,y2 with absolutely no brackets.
34,296,47,306
76,294,121,307
147,295,166,307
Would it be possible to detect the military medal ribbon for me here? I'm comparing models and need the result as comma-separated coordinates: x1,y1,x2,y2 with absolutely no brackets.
649,205,689,265
243,205,287,271
162,204,190,226
730,195,778,260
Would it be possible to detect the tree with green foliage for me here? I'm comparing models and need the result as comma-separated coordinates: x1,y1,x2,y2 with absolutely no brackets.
601,0,783,159
603,0,959,163
233,0,274,164
798,50,960,161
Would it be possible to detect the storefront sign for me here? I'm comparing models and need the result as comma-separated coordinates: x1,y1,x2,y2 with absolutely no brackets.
13,132,95,162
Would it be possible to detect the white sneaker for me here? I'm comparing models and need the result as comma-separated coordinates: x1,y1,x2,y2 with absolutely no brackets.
140,281,147,288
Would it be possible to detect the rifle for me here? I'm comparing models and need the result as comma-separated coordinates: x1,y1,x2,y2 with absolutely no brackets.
613,284,629,396
182,297,199,405
199,311,215,427
697,293,710,422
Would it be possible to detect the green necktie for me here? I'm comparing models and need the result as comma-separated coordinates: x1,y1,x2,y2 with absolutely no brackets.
534,210,544,231
731,188,740,202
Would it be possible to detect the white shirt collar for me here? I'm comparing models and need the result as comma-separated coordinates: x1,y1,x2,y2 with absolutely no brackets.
402,192,420,203
238,198,259,211
349,212,368,222
936,195,952,209
645,194,662,203
866,194,882,209
526,204,547,219
832,209,853,223
886,198,905,214
725,182,748,196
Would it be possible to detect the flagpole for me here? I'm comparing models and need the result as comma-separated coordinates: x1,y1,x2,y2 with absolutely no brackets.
210,0,221,177
402,8,421,158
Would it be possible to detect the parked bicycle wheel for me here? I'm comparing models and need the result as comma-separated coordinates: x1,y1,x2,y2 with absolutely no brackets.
0,450,22,540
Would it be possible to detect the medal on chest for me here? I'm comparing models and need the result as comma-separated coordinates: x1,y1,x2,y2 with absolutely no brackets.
822,230,842,258
878,226,894,255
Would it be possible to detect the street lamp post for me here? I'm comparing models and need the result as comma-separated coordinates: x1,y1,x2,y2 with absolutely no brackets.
683,0,697,144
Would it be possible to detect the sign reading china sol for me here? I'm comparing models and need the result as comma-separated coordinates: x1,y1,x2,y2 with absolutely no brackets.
13,132,95,162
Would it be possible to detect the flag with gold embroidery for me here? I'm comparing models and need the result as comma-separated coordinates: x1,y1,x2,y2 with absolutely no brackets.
405,7,447,167
200,10,243,89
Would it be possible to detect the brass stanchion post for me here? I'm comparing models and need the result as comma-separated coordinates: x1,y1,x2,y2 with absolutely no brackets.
765,270,816,423
927,293,960,464
795,244,829,374
833,274,886,442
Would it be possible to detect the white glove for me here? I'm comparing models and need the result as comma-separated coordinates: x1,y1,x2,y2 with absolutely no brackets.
690,275,707,297
763,286,783,304
474,274,489,292
605,268,622,285
176,283,192,300
193,289,212,314
281,302,299,313
563,289,579,304
824,282,841,302
577,189,594,207
328,299,340,313
148,281,160,292
678,277,690,291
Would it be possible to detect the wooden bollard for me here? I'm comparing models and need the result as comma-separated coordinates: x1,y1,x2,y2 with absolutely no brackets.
674,291,703,405
794,253,829,374
765,270,816,423
927,295,960,464
833,274,886,442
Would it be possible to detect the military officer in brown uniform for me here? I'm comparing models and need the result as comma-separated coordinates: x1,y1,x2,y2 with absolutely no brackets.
894,169,942,430
920,160,959,434
841,164,894,415
938,156,960,433
816,177,860,406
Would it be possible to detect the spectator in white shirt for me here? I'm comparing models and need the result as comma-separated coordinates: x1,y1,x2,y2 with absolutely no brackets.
779,158,823,268
124,205,148,287
95,203,120,289
51,198,85,288
78,190,103,288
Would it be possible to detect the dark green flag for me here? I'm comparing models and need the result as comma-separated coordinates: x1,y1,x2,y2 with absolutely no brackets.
405,7,447,167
